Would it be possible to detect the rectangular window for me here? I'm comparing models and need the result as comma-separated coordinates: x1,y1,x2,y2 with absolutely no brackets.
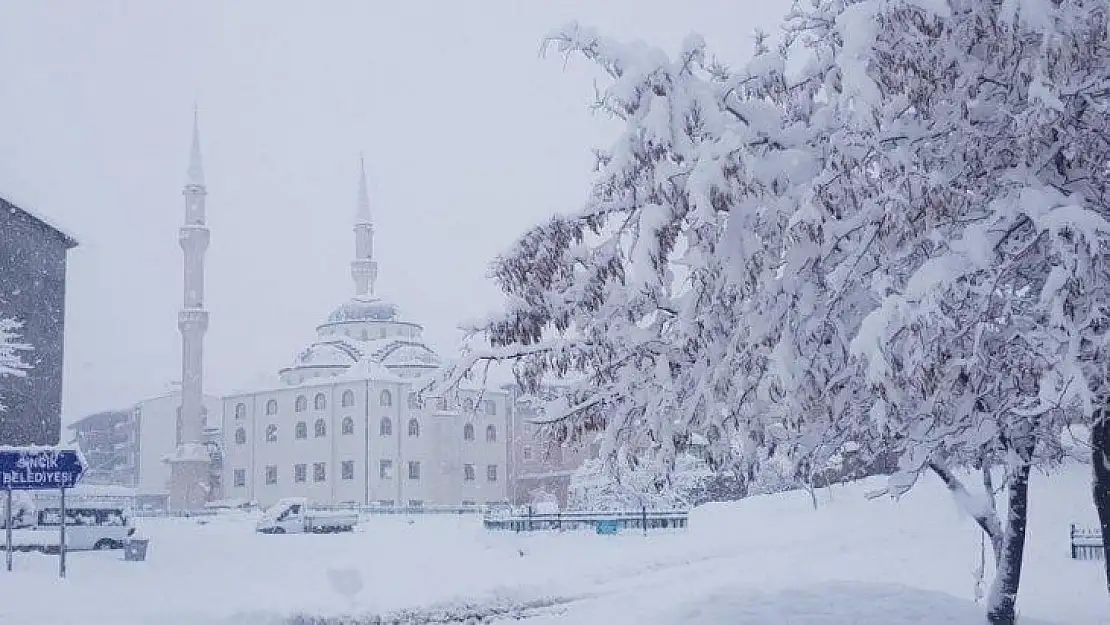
487,464,498,482
408,500,424,508
484,399,496,415
408,461,421,480
377,499,394,507
313,462,327,482
294,463,307,483
233,469,246,488
265,465,278,485
463,464,475,481
341,460,355,480
522,446,533,462
461,500,476,507
379,459,393,480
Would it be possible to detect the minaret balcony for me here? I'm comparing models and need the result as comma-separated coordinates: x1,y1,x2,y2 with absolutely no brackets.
178,309,209,332
179,225,211,250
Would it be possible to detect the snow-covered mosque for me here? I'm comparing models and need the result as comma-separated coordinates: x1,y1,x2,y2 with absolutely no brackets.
218,159,512,508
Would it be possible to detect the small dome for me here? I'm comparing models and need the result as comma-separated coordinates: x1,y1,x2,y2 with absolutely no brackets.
326,297,399,324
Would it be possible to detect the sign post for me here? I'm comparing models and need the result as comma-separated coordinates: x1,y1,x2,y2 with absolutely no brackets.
0,447,87,577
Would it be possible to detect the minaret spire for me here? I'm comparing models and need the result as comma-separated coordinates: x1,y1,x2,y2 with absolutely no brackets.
351,155,378,298
169,106,213,511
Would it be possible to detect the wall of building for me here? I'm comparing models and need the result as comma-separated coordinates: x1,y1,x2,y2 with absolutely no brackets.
221,378,510,508
0,200,74,446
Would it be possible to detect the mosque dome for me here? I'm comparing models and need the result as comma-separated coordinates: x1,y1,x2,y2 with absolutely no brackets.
325,296,399,324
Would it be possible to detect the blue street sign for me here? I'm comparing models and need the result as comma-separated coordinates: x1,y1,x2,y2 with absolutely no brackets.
0,448,87,490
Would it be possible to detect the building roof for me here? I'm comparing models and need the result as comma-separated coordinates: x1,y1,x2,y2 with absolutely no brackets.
1,194,78,249
325,296,401,324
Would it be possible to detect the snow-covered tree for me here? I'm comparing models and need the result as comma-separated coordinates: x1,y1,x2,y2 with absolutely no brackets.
0,316,30,412
567,452,712,511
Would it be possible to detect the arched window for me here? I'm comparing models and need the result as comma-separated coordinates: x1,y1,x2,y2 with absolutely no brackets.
265,424,278,443
315,418,327,437
314,393,327,410
342,417,355,435
294,395,308,412
234,403,246,420
234,427,246,445
380,389,392,407
295,421,307,440
379,417,392,436
408,419,420,437
341,390,355,408
463,423,474,441
463,398,474,412
486,425,497,442
265,399,278,415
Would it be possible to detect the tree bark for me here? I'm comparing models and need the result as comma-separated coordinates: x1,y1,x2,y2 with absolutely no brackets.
986,460,1032,625
1091,410,1110,592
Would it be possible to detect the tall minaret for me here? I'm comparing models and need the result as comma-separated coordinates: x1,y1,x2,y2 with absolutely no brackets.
168,109,212,511
351,155,378,298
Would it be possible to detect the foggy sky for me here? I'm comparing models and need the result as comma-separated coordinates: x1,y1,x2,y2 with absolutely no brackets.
0,1,789,420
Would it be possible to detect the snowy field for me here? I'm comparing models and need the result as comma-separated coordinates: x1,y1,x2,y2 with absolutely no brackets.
0,464,1104,625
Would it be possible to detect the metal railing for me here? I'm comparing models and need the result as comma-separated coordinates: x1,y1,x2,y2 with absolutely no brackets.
483,507,689,532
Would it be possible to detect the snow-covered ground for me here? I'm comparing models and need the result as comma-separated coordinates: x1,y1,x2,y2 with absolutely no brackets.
0,463,1104,625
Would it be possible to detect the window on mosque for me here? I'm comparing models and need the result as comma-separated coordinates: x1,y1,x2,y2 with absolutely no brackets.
379,460,393,480
313,462,327,482
408,461,421,480
314,393,327,410
408,419,420,437
523,446,533,462
463,423,474,441
486,425,497,443
294,464,307,483
487,465,498,482
341,390,355,408
295,421,307,440
235,428,246,445
379,417,392,436
234,403,246,419
341,460,355,480
463,398,474,412
266,424,278,443
315,418,327,437
265,399,278,415
484,400,497,416
265,465,277,485
233,469,246,488
294,395,308,413
380,389,392,407
463,464,475,481
342,417,355,435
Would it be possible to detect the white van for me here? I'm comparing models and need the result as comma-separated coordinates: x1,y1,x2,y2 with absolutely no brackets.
6,502,136,552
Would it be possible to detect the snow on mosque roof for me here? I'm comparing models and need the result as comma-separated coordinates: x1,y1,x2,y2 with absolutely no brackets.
325,296,402,324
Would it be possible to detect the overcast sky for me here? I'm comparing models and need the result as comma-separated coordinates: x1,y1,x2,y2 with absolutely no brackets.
0,1,789,420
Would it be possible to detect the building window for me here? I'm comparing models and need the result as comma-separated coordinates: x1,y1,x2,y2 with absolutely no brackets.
294,395,308,413
463,398,474,412
234,427,246,445
464,464,475,481
294,463,307,483
266,424,278,443
265,465,278,485
341,417,355,435
380,389,392,407
341,390,355,408
461,500,476,507
379,459,393,480
408,461,421,480
379,417,392,436
341,460,355,480
522,446,533,462
408,419,420,437
487,465,498,482
377,499,395,507
295,421,308,440
313,393,326,410
265,399,278,415
484,400,496,416
486,425,497,442
234,403,247,420
463,423,474,441
407,393,422,409
314,418,327,437
408,500,423,508
313,462,327,482
233,469,246,487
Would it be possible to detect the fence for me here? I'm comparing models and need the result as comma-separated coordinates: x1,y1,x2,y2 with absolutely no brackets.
1071,524,1104,560
483,508,689,533
319,504,489,517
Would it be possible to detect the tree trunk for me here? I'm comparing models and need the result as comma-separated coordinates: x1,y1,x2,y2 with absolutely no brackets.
1091,410,1110,592
985,460,1032,625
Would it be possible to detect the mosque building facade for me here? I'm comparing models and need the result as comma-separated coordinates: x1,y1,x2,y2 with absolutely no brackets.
218,159,512,508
